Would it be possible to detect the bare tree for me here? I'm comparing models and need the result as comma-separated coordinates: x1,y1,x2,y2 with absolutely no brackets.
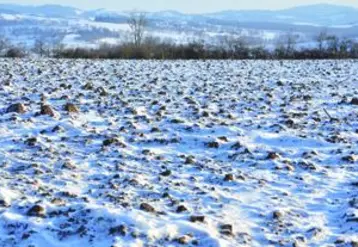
0,36,9,54
274,31,298,58
33,39,47,57
128,11,147,47
316,30,328,52
52,42,66,58
220,35,249,59
285,31,298,57
339,38,353,58
326,35,339,55
351,42,358,58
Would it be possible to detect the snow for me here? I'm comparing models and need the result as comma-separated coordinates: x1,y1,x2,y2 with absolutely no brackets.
76,20,130,32
294,22,356,28
0,59,357,247
0,14,21,21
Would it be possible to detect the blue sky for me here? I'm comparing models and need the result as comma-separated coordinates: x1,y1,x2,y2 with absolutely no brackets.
1,0,358,13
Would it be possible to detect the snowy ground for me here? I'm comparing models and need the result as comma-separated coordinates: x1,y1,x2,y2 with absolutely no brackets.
0,59,357,247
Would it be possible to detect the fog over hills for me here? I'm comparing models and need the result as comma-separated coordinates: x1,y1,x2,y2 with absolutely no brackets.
0,3,357,48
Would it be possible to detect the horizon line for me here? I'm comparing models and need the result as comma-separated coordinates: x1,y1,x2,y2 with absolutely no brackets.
0,2,356,14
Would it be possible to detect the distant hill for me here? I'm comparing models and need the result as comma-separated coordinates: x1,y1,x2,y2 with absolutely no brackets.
0,3,357,25
0,3,357,48
0,4,81,17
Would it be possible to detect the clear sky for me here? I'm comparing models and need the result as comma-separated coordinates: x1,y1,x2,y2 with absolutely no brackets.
1,0,358,13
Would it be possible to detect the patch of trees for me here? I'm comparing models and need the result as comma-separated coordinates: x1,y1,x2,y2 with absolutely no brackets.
1,11,358,60
0,36,27,57
94,15,127,24
50,34,358,60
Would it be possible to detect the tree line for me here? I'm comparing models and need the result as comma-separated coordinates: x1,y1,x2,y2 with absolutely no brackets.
45,32,358,60
1,12,358,60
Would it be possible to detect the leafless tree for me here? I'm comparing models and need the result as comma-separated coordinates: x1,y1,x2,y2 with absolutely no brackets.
316,30,328,52
128,11,147,47
326,35,339,54
220,35,248,58
52,42,66,58
0,36,9,54
33,39,47,57
351,42,358,57
275,31,298,58
285,31,298,56
339,38,353,57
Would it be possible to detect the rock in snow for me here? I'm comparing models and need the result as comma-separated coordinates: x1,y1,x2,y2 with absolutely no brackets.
6,103,27,114
40,104,56,117
64,103,80,113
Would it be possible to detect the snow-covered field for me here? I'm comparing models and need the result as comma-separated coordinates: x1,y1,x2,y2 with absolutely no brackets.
0,59,357,247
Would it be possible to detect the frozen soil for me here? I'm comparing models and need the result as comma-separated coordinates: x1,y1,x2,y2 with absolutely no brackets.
0,59,357,247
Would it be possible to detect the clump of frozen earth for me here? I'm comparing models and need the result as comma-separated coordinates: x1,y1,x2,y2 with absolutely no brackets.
0,58,357,247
